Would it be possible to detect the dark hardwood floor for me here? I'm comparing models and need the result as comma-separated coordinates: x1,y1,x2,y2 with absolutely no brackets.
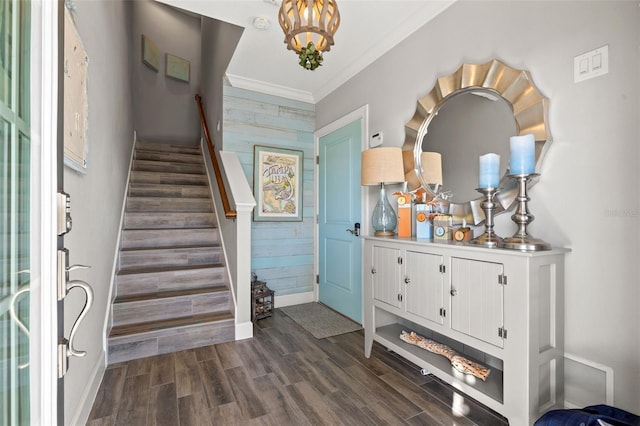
87,309,508,425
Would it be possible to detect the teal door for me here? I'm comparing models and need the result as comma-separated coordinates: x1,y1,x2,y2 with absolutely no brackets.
318,119,362,322
1,0,32,424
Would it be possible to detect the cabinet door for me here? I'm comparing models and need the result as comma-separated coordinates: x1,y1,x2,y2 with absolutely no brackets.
450,257,504,348
372,245,402,308
404,250,444,325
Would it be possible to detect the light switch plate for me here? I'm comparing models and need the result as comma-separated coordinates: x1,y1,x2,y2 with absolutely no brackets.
574,45,609,83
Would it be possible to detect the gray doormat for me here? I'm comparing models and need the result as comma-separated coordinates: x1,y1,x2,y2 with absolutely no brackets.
279,302,362,339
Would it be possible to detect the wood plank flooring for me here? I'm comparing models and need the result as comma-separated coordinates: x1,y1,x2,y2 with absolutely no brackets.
88,309,509,425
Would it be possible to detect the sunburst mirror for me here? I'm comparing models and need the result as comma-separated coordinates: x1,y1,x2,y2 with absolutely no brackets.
403,59,552,225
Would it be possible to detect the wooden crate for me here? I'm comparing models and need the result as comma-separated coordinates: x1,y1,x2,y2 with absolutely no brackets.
251,281,274,321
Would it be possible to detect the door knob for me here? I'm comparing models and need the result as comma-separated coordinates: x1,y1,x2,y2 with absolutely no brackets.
450,289,458,296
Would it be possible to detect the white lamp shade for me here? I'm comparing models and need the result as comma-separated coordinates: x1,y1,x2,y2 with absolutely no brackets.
361,147,405,186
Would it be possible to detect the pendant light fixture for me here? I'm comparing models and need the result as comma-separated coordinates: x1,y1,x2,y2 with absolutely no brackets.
278,0,340,70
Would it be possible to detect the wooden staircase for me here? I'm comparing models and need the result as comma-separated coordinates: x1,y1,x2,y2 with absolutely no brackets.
107,141,234,364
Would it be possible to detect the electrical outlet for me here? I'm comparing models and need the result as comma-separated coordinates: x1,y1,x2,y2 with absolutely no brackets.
574,45,609,83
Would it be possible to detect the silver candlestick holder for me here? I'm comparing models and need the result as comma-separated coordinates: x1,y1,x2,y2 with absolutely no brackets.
499,173,551,251
470,187,503,248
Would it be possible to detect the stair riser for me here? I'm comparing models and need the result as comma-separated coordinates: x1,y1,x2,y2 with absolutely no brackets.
121,228,219,249
135,141,201,155
135,150,203,164
107,318,234,364
124,212,216,229
133,160,205,175
126,197,212,213
128,184,209,198
130,171,208,186
120,247,222,270
116,268,226,297
112,291,230,326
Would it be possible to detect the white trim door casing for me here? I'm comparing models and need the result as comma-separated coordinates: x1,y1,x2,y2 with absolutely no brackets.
30,0,59,423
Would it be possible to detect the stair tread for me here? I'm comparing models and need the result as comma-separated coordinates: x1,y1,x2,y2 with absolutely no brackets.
131,169,205,177
114,285,228,304
129,183,208,189
120,244,219,252
133,162,205,174
122,227,216,232
135,141,200,151
126,196,212,202
109,311,233,338
117,263,224,275
124,212,215,218
135,150,203,159
124,225,217,230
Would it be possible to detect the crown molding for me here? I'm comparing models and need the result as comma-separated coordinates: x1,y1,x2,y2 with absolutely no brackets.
226,73,315,104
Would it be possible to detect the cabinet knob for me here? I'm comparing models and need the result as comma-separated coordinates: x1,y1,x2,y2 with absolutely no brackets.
404,277,411,284
450,289,458,296
371,268,377,274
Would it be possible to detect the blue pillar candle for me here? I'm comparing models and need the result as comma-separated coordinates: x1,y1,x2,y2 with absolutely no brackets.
509,134,536,175
479,153,500,188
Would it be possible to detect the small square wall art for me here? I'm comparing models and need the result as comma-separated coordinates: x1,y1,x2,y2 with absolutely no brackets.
165,53,190,83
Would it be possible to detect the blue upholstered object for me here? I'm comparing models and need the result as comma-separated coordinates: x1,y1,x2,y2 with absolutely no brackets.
535,405,640,426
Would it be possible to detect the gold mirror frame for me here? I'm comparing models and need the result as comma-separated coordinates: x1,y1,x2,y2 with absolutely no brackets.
403,59,552,225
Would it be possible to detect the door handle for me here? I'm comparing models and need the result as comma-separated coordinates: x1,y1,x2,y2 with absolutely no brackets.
56,248,94,377
9,282,31,369
346,222,360,236
65,280,94,358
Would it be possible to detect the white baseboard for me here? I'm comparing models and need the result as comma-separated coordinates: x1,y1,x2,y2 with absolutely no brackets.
275,291,315,308
563,352,614,408
68,355,105,426
102,132,137,353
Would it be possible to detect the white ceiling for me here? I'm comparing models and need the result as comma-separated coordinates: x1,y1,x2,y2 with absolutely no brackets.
158,0,455,103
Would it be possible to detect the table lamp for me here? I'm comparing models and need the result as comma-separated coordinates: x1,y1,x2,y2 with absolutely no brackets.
361,147,405,236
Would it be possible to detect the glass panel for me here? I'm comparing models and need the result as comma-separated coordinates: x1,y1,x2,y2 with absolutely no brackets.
0,0,13,107
0,0,30,422
17,133,28,275
0,118,12,299
17,0,27,124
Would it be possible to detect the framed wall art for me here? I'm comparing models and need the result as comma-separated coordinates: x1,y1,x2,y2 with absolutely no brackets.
141,34,159,71
165,53,190,83
253,145,304,222
64,7,89,172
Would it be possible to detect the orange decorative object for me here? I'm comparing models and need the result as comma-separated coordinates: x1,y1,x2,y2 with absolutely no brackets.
396,192,411,238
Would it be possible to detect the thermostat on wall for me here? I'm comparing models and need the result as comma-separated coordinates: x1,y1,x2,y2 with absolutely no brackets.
370,132,383,147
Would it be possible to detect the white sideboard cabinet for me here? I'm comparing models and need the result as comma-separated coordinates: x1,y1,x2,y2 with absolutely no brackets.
363,236,569,425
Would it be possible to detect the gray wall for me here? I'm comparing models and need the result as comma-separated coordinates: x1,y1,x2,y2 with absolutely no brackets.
62,0,134,424
317,0,640,412
132,0,201,145
200,17,244,149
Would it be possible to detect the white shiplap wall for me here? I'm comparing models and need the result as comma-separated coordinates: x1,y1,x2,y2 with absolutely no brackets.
223,84,315,297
